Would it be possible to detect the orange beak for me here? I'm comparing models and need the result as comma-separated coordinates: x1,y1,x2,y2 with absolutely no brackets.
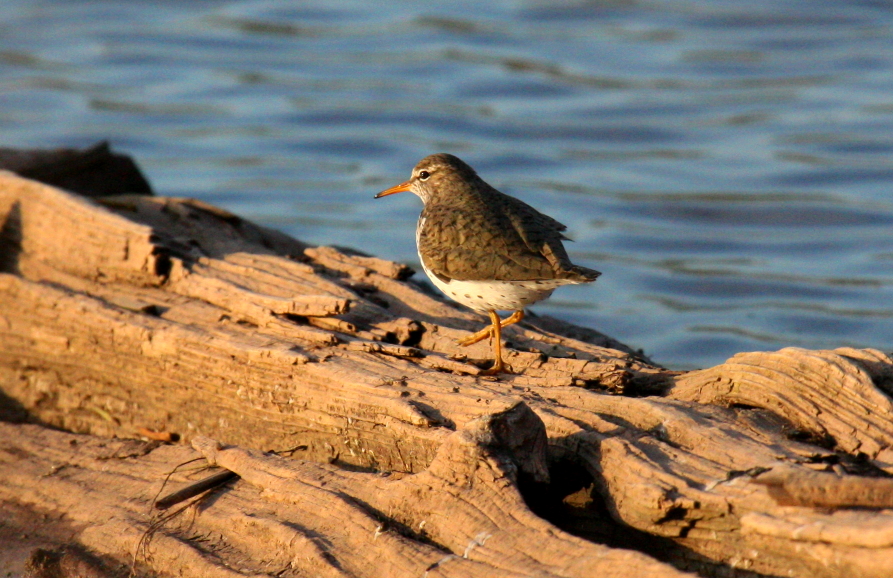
374,180,412,199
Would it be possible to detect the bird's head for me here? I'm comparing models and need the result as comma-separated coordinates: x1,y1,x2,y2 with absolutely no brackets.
375,153,480,205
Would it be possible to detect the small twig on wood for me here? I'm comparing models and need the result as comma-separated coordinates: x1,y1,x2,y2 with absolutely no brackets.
153,469,239,511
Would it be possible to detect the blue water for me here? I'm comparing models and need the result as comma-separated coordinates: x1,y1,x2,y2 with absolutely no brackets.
2,0,893,370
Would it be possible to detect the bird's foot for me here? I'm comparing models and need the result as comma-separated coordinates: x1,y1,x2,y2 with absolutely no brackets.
480,362,510,376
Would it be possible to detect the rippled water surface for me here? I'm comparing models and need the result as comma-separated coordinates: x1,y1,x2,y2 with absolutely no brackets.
3,0,893,369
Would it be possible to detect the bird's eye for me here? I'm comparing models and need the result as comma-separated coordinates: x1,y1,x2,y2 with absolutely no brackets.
418,170,430,181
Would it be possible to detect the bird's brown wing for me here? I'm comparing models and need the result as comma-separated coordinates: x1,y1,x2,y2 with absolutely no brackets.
492,188,579,274
418,203,559,282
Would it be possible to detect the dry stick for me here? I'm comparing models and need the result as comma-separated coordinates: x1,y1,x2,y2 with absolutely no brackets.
148,457,205,511
136,464,241,575
153,445,308,510
153,469,239,511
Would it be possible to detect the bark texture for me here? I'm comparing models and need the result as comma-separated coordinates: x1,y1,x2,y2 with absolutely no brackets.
1,153,893,578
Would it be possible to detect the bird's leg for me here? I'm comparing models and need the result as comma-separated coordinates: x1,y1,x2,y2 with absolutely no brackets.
457,310,525,347
480,309,507,375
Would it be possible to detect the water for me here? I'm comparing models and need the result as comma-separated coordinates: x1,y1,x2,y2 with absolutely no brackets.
2,0,892,370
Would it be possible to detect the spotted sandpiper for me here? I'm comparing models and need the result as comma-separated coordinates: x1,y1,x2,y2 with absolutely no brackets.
375,153,600,374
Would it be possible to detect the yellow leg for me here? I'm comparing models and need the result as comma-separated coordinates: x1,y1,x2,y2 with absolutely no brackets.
457,310,525,347
480,310,506,375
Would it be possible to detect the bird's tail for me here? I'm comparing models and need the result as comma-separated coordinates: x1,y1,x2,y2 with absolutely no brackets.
562,265,601,284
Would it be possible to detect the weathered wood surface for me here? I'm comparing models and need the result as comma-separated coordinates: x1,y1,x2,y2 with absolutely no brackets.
0,405,688,578
2,164,893,578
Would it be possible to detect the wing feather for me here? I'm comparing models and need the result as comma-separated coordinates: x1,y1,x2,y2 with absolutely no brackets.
418,193,572,282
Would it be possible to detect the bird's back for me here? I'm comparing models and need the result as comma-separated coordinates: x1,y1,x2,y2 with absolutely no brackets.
418,181,600,283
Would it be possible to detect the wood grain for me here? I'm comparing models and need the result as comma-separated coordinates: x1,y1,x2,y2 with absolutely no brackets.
2,168,893,577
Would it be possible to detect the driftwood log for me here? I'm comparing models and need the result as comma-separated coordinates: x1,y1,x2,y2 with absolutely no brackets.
2,148,893,578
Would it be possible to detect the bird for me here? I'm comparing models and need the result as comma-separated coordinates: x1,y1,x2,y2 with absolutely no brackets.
375,153,600,375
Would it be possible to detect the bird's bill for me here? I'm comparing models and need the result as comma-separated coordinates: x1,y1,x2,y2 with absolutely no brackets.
374,181,412,198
